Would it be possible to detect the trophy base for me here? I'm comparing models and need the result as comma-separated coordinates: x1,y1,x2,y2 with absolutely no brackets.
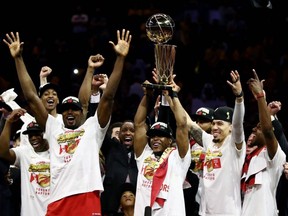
141,83,172,90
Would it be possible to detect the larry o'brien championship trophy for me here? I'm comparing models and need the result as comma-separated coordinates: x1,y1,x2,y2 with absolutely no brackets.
144,13,176,90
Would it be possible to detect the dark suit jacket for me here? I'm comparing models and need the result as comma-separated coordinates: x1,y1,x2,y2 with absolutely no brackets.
273,119,288,216
101,136,138,215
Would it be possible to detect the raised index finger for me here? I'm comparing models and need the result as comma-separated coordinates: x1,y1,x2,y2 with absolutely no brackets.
252,69,259,81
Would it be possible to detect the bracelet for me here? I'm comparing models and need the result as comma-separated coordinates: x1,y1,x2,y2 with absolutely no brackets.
256,91,265,99
91,91,100,96
172,91,178,98
236,91,243,98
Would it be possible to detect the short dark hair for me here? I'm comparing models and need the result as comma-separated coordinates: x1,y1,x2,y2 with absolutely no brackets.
107,121,123,138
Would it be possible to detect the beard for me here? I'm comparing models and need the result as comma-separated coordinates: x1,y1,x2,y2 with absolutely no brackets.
212,138,220,143
154,151,163,158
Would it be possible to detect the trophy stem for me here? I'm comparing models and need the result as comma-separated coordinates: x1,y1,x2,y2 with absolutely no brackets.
154,44,176,85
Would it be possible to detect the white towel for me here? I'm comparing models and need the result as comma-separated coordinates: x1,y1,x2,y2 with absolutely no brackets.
1,88,34,123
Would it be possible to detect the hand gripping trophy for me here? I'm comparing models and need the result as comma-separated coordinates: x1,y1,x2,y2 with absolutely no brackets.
144,13,176,90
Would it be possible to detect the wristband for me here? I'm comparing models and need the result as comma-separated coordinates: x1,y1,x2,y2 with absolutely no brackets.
90,93,100,103
256,91,265,99
172,91,178,98
236,91,243,98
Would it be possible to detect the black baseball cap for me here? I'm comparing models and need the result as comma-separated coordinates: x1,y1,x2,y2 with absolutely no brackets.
38,83,60,97
213,106,234,123
60,96,82,113
191,107,214,122
146,122,173,138
22,121,43,135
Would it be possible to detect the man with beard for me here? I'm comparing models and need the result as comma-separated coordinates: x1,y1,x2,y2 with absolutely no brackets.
100,120,138,216
0,110,50,216
4,29,132,216
241,70,286,216
187,70,246,216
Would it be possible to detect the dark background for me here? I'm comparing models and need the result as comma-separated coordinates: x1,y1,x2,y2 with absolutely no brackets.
0,0,288,135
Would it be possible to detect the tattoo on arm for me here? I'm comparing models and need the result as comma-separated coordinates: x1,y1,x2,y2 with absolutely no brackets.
189,127,203,146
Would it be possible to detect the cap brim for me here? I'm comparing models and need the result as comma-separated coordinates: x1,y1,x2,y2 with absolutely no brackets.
39,83,59,97
22,129,43,135
191,114,212,122
60,104,82,113
146,129,171,138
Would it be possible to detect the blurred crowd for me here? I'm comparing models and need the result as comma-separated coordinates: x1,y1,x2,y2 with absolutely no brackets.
0,0,288,136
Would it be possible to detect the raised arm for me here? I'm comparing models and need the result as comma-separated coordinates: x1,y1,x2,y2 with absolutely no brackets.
268,101,283,141
134,80,154,157
186,109,204,146
39,66,52,86
90,74,108,97
153,69,203,147
227,70,245,150
3,32,48,129
268,101,288,159
163,83,189,158
78,54,105,121
97,29,132,128
85,73,108,120
247,69,278,158
0,109,26,164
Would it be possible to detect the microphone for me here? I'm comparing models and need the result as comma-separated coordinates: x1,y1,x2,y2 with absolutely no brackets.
144,206,151,216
